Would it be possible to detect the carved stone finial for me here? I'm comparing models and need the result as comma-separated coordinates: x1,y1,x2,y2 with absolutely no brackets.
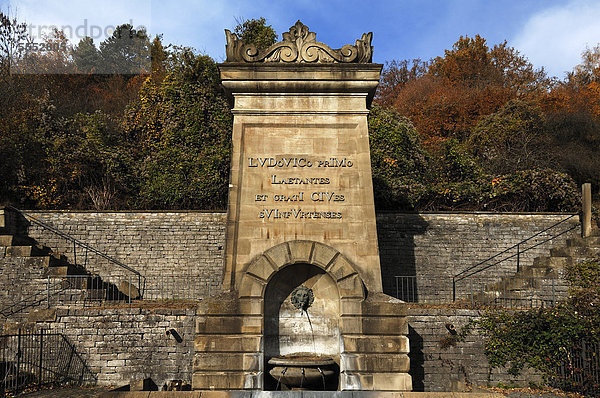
224,20,373,63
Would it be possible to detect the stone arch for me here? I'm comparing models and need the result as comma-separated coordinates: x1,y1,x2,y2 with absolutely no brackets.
238,240,365,300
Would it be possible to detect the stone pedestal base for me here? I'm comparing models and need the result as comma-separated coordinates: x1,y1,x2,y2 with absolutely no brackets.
193,291,411,391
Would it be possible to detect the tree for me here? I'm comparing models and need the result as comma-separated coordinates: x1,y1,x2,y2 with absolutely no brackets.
73,36,101,73
99,24,151,74
122,47,233,209
376,59,428,106
368,104,430,209
233,17,276,52
469,99,548,173
0,11,27,76
383,35,550,145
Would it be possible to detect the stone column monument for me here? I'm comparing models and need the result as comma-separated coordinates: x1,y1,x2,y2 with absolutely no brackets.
193,21,411,392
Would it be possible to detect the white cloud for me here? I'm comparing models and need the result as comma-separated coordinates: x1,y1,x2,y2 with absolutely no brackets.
512,0,600,78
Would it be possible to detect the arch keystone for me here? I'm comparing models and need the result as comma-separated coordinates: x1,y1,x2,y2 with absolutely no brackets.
288,240,314,264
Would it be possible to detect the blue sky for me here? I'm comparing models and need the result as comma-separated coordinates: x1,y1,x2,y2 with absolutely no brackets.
3,0,600,79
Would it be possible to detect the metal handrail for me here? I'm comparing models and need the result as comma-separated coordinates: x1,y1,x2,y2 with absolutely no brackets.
5,206,145,296
453,213,580,301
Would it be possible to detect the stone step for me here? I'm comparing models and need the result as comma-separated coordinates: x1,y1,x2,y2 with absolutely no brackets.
519,266,557,278
5,245,48,257
550,246,600,258
533,256,572,268
0,234,35,246
0,235,13,246
567,236,600,247
47,265,76,276
487,277,537,294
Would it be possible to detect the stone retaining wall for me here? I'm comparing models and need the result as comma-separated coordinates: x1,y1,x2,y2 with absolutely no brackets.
377,213,580,302
406,307,542,391
14,305,542,391
14,211,580,303
19,211,226,300
38,306,197,388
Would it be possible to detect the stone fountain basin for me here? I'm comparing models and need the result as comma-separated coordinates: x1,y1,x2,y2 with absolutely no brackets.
268,353,337,390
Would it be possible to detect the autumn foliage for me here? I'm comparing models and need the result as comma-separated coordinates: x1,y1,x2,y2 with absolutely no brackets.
0,16,596,211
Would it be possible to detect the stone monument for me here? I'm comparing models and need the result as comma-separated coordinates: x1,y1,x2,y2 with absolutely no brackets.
193,21,411,391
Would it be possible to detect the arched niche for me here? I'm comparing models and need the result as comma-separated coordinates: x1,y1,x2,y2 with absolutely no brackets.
264,263,340,360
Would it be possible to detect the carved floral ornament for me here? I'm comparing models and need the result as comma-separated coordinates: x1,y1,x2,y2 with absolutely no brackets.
224,20,373,63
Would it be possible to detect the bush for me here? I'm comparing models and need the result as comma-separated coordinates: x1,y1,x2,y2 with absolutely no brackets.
478,260,600,396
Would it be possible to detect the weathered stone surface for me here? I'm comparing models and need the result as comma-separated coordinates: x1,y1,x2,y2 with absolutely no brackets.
193,353,261,372
288,241,313,264
194,335,261,353
238,276,266,299
341,353,410,372
26,308,56,323
337,274,365,299
219,62,384,294
245,256,276,282
312,242,338,268
195,316,244,334
224,21,373,64
191,372,261,390
342,335,409,354
340,316,408,335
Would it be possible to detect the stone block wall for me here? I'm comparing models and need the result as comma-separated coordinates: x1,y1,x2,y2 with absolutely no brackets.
406,307,542,392
19,211,227,300
1,209,582,308
11,211,581,304
0,256,52,322
377,212,580,302
38,306,197,388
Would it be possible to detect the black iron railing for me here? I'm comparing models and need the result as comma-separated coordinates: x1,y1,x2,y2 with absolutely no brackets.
0,329,96,394
556,340,600,397
453,213,580,301
5,206,145,299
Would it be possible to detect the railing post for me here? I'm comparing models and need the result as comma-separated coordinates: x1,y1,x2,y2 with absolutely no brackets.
582,183,592,238
38,329,44,386
73,240,77,267
128,276,131,309
16,329,21,393
516,243,520,273
47,276,50,309
452,277,456,302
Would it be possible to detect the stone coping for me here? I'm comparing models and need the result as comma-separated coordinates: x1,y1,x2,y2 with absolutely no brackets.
6,209,578,217
100,392,503,398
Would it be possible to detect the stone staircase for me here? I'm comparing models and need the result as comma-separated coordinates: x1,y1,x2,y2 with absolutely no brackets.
0,209,129,321
476,231,600,307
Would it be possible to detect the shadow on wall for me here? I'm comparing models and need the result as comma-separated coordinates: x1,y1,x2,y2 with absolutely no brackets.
376,213,429,301
408,325,425,391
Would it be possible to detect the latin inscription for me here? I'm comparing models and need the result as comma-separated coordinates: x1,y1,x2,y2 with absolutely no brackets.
248,157,353,168
250,156,352,220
